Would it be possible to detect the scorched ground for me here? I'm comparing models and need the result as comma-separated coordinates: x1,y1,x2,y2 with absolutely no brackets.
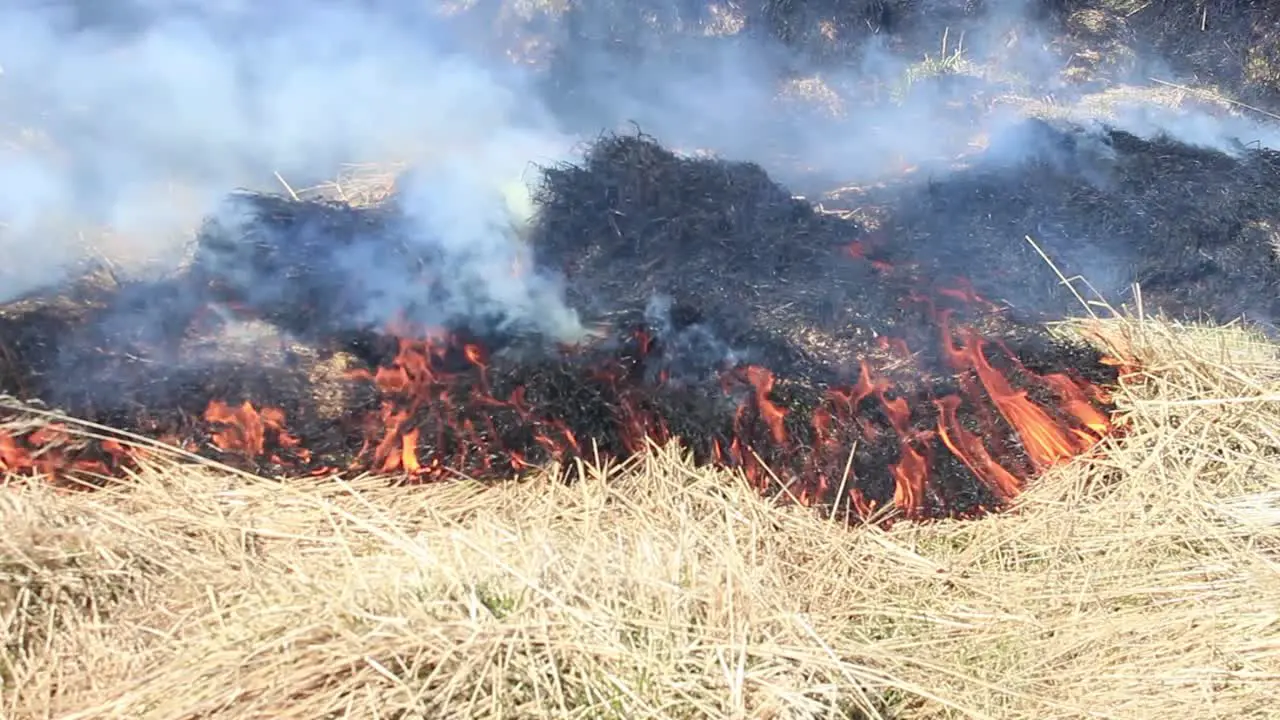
0,129,1145,523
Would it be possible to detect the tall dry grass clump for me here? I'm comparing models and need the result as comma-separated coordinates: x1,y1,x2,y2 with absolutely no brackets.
2,315,1279,719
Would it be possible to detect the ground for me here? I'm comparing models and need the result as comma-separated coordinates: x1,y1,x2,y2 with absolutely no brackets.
4,2,1280,719
3,317,1279,718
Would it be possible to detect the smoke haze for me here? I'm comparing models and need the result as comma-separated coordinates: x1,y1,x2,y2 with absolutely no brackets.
0,0,578,336
1,0,1277,333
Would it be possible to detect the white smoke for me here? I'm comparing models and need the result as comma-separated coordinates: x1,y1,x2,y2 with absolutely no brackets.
1,0,1277,337
0,0,580,338
533,0,1280,179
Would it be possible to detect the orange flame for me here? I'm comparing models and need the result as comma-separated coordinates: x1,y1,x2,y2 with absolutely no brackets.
0,423,135,483
935,395,1022,501
744,366,787,443
203,400,308,466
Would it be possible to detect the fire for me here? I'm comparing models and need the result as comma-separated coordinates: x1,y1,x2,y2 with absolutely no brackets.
342,334,588,478
0,422,134,484
203,400,310,466
935,395,1023,500
935,312,1107,473
0,233,1118,523
743,366,787,444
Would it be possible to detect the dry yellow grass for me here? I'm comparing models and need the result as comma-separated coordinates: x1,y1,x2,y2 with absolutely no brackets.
292,163,407,208
2,315,1279,719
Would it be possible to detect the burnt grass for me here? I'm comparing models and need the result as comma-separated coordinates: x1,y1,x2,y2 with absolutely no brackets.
855,119,1280,329
23,120,1276,519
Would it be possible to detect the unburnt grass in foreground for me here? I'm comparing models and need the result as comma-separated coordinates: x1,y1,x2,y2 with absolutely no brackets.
2,315,1278,719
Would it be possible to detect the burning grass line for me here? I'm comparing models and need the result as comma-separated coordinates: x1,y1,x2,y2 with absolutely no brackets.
0,394,260,483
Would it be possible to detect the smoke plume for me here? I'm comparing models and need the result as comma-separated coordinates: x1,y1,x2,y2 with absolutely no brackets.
0,0,580,338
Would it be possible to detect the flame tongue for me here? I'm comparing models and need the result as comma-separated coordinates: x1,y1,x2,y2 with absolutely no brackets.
203,400,310,466
935,394,1023,501
1,422,134,484
743,366,787,444
946,327,1106,472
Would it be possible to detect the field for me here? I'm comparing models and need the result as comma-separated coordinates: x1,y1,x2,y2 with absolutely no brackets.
4,1,1280,718
3,317,1278,718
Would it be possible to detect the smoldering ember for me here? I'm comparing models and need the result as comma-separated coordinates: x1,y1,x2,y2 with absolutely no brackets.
3,119,1280,522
